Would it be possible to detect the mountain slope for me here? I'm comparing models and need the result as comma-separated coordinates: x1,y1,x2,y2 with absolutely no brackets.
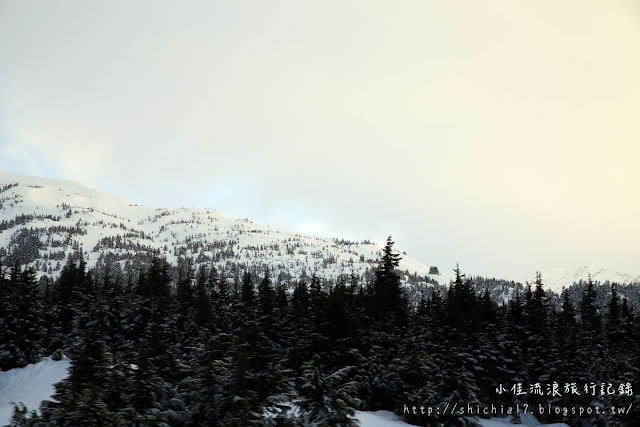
0,169,447,288
6,169,637,296
538,266,640,294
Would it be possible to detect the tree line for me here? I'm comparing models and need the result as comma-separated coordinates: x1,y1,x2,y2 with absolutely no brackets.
1,237,639,426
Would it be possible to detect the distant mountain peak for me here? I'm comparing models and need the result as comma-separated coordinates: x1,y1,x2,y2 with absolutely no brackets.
538,265,640,293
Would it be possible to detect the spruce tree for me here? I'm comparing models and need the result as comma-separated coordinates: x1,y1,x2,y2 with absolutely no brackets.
368,236,407,330
0,265,44,370
434,346,480,427
194,264,213,327
9,403,30,427
45,325,112,426
240,272,255,318
218,320,294,425
257,268,276,333
523,273,551,400
298,355,360,427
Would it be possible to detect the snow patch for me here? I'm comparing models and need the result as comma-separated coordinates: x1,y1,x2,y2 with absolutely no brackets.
356,410,415,426
0,357,70,425
356,411,569,427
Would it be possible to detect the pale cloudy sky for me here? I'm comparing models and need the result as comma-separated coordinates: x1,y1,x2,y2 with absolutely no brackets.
1,0,639,281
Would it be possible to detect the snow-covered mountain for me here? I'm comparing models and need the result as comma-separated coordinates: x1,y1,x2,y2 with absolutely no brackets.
539,266,640,294
4,168,636,297
0,169,448,288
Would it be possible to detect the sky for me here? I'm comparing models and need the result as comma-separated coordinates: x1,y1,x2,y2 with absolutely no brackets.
1,0,639,281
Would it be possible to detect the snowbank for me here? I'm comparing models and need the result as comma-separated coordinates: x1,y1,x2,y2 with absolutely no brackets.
0,357,70,426
356,411,570,427
356,410,415,426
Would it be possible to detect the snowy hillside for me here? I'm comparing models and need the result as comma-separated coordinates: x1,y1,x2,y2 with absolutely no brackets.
539,266,640,294
0,169,446,288
5,169,638,299
355,411,569,427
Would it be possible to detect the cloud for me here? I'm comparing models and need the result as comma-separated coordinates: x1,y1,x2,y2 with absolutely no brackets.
1,0,639,280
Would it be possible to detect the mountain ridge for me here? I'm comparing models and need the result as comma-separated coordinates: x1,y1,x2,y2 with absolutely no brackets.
1,169,638,294
0,169,447,290
537,265,640,294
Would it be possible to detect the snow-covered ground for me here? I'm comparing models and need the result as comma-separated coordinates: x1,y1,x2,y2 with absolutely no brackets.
477,413,568,427
0,357,70,426
357,410,415,425
355,410,569,426
0,359,570,427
